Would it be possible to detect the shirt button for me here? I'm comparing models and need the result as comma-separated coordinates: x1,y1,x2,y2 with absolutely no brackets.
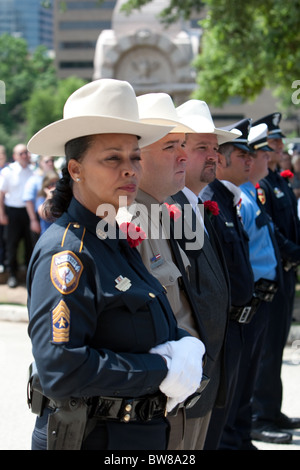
149,292,156,298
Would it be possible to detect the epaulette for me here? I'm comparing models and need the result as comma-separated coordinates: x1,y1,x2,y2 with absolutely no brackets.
60,221,87,253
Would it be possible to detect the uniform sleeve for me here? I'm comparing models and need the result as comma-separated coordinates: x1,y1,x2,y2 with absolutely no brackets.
27,247,168,401
240,194,255,234
258,180,273,215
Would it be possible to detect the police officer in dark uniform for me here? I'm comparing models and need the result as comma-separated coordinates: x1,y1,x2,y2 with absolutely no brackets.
250,113,300,443
201,119,258,449
26,79,205,450
219,123,283,449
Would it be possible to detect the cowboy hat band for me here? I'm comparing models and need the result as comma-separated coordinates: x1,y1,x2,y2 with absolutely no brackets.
27,79,174,156
176,100,241,145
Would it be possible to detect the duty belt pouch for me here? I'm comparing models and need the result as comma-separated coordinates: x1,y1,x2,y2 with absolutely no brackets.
27,363,46,417
47,398,89,450
254,279,278,302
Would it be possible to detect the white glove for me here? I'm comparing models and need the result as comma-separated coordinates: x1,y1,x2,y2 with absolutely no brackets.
149,336,205,411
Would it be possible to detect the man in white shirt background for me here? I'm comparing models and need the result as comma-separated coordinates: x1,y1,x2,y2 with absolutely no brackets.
0,143,33,287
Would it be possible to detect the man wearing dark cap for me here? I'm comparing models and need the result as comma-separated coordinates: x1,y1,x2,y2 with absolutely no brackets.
250,113,300,444
218,123,284,449
201,118,258,449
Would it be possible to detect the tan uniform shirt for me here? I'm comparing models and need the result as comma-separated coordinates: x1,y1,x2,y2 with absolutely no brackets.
122,189,199,339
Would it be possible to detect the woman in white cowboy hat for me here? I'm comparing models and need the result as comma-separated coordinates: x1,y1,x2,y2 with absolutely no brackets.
26,79,205,451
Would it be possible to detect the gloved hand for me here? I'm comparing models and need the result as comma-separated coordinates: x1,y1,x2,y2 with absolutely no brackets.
149,336,205,412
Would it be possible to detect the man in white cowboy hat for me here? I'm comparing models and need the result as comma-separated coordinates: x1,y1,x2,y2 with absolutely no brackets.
199,118,258,449
122,93,238,450
117,92,204,450
162,99,240,450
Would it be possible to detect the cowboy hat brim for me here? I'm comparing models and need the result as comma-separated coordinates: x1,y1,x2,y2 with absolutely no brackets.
27,115,174,156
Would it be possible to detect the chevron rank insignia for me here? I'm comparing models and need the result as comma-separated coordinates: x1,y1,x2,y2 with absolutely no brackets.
50,250,83,294
52,300,70,344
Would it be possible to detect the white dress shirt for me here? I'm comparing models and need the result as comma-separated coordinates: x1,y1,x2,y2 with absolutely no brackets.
0,161,33,208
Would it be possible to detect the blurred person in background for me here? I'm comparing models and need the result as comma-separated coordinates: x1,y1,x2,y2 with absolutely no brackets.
23,154,56,244
0,143,33,287
0,145,7,272
36,170,60,235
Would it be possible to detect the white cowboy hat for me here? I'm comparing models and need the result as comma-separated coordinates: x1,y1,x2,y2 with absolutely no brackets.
176,100,241,145
27,79,174,156
137,93,196,133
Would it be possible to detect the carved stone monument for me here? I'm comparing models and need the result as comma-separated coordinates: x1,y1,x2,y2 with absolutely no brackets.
93,0,199,103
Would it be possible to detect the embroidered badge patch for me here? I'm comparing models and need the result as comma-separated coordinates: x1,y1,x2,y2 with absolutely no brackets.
274,187,284,199
52,300,70,343
50,250,83,294
257,188,266,205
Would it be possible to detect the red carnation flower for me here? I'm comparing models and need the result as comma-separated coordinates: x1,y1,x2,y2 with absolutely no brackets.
119,222,147,248
204,200,220,216
255,183,260,189
164,203,182,221
280,170,294,179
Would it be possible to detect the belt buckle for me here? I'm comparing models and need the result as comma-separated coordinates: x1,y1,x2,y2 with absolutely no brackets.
238,306,252,323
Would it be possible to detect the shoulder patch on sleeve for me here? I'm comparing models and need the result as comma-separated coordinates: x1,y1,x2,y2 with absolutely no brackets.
257,188,266,205
52,300,70,344
50,250,83,294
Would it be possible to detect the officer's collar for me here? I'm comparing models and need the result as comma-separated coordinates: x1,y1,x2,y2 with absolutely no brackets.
211,179,240,207
241,181,256,198
67,197,120,249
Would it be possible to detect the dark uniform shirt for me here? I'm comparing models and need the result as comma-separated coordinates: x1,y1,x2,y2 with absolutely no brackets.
201,179,254,307
258,169,300,245
27,198,188,424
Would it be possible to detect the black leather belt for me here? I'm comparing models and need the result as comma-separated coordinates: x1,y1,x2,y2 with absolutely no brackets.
91,392,167,423
254,278,278,302
45,392,167,423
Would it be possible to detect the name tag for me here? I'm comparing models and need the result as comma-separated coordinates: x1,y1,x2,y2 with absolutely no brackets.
115,275,131,291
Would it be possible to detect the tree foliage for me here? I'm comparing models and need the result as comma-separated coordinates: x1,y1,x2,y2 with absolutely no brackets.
0,34,56,137
123,0,300,109
193,0,300,108
121,0,204,23
0,34,86,156
26,77,87,140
